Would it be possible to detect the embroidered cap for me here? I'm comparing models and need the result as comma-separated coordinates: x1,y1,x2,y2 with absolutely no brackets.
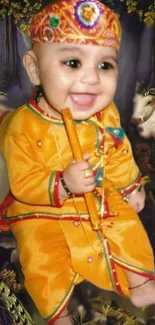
30,0,121,50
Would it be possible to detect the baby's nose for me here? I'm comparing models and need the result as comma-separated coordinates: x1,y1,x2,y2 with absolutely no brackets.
80,68,99,85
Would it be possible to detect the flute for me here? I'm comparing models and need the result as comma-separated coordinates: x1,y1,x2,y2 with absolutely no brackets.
62,108,101,230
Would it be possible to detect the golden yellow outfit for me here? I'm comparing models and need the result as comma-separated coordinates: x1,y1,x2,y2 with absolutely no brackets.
0,91,154,324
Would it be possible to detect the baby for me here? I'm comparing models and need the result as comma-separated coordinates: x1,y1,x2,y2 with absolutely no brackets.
0,1,155,324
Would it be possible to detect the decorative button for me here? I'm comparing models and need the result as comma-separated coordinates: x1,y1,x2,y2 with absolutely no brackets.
113,129,119,135
98,252,104,259
73,221,80,227
76,1,100,29
121,149,128,154
87,257,94,263
37,140,42,147
49,15,60,29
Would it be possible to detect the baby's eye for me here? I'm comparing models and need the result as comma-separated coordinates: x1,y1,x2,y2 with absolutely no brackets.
98,62,114,70
64,59,81,68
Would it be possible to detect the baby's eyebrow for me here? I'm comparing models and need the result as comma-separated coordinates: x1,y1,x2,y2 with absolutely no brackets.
101,55,118,64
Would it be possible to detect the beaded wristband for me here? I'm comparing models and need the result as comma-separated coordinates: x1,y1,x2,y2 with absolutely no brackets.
60,173,74,197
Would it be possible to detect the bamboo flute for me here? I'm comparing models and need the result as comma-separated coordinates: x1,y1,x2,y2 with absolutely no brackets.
62,108,101,230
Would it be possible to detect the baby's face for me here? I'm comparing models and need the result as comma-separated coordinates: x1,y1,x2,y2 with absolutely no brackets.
34,42,118,120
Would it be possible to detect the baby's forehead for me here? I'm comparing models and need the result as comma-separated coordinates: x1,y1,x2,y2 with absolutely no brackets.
33,42,117,57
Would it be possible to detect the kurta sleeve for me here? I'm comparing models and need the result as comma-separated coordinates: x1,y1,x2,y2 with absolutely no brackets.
104,103,142,196
1,132,62,207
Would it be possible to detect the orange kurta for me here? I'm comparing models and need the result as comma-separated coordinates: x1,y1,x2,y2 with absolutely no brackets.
0,92,154,323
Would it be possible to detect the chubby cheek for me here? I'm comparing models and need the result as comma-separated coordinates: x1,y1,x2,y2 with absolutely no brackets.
102,73,117,93
108,82,117,100
41,73,61,99
43,71,71,92
101,86,117,106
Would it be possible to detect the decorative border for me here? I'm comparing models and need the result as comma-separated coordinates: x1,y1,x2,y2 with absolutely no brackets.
48,171,62,207
45,273,79,323
118,173,142,196
96,230,124,294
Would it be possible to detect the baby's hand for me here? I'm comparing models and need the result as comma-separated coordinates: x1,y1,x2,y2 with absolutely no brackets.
62,155,96,197
126,186,146,213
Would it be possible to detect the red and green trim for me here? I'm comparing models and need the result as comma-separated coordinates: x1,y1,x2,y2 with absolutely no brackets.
94,189,110,218
105,127,125,148
28,88,63,124
113,255,155,280
4,213,90,223
45,273,78,324
48,171,62,207
0,193,14,218
96,230,124,294
117,172,142,196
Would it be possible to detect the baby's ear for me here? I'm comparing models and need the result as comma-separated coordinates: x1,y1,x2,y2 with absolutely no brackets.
23,51,40,86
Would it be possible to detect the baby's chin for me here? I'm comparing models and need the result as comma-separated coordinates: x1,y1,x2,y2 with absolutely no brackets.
70,112,92,121
70,108,102,121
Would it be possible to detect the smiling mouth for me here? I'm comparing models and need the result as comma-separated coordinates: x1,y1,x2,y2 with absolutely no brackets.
70,93,97,108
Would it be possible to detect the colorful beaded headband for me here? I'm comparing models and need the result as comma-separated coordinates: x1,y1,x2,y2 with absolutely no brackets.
30,0,121,50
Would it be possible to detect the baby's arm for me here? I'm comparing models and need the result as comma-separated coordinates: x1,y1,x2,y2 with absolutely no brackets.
124,185,145,213
106,133,144,212
1,126,95,206
104,103,143,210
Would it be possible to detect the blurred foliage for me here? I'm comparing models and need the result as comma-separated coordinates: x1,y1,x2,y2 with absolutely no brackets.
0,0,42,33
134,141,155,204
72,294,155,324
0,267,34,324
118,0,155,25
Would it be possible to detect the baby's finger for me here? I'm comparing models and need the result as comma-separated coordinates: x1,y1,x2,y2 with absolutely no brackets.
83,153,91,160
84,175,96,186
83,182,96,193
78,160,91,170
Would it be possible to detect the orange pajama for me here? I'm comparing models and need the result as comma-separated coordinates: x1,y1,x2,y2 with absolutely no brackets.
10,183,154,322
11,219,83,322
0,92,155,323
